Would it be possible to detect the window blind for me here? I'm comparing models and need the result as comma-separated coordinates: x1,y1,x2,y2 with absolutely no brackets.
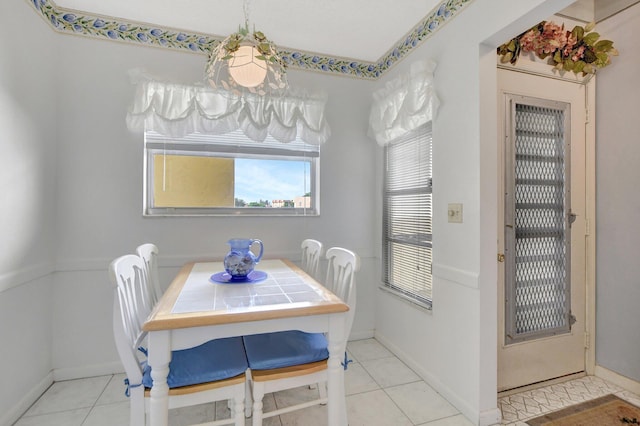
145,130,320,157
383,123,433,308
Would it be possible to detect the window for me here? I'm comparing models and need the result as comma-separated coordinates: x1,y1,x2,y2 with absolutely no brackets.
143,130,319,216
383,123,433,308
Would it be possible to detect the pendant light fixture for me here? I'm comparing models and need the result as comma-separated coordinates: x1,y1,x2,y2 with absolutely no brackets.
205,0,288,96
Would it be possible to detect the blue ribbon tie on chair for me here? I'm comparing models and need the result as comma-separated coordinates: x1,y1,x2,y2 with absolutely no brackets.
124,377,143,397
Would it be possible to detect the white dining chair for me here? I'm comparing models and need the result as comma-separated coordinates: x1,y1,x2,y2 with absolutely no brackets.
136,243,162,307
242,247,360,425
110,254,247,426
300,239,323,281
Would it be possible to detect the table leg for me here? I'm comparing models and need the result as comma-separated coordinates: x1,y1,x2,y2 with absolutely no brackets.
327,314,348,426
148,330,171,426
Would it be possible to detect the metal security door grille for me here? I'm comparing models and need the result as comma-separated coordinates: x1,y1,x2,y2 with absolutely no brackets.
505,95,572,344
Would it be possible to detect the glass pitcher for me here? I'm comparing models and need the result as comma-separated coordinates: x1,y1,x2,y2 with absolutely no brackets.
223,238,264,279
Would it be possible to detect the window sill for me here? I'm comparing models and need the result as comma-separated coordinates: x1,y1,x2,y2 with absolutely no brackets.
378,285,432,312
143,208,319,217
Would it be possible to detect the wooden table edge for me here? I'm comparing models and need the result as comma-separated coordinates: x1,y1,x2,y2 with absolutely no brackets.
143,258,349,332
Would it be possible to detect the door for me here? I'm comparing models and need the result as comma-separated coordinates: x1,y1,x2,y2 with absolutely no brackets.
497,68,587,391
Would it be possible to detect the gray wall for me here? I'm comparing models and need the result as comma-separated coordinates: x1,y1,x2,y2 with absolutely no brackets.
372,1,575,424
595,2,640,382
0,1,378,422
0,2,58,423
49,20,379,374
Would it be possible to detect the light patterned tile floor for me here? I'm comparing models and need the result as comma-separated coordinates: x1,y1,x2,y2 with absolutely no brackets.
13,339,472,426
14,339,639,426
498,375,640,425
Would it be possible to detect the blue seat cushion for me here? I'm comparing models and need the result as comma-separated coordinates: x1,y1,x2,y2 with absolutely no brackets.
243,331,329,370
142,336,248,389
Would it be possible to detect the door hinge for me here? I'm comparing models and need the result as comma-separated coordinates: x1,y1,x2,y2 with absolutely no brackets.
497,253,505,263
584,332,590,349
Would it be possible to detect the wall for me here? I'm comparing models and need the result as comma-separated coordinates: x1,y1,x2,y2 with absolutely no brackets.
372,1,574,425
9,1,634,425
0,2,58,424
50,29,378,376
595,0,640,21
594,2,640,383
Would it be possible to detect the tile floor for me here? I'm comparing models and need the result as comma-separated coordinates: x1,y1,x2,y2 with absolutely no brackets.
498,374,640,425
14,339,471,426
13,338,640,426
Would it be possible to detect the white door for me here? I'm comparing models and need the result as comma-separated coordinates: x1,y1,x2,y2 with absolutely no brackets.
497,68,588,391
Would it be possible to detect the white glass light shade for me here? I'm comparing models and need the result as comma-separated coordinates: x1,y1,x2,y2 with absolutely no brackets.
205,27,288,96
228,45,268,88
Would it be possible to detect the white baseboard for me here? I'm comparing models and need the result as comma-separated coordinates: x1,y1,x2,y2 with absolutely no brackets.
53,361,124,381
595,365,640,395
349,329,375,342
374,331,479,425
1,372,53,426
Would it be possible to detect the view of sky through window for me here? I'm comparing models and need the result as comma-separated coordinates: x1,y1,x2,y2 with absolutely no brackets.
234,159,310,204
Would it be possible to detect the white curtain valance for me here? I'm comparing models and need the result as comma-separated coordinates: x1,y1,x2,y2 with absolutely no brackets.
368,60,439,146
125,70,331,145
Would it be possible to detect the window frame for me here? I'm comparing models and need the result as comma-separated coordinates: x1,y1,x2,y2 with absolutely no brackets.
143,131,320,217
382,122,433,309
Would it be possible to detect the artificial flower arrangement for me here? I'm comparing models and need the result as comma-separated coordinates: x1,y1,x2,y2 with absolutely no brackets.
205,23,288,95
216,26,283,66
497,21,618,76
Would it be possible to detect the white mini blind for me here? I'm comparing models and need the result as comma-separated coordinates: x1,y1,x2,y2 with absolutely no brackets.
145,130,320,157
383,122,433,307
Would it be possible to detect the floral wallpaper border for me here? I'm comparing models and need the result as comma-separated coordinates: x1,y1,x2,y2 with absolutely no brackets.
28,0,474,80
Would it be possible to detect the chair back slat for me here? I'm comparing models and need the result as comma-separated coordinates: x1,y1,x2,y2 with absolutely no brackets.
136,243,162,306
325,247,360,348
301,239,323,281
110,255,150,384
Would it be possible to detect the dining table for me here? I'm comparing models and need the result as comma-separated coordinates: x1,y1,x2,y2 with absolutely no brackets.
142,258,350,426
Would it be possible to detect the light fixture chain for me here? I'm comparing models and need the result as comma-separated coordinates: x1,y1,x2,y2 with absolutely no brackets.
206,0,287,96
243,0,251,30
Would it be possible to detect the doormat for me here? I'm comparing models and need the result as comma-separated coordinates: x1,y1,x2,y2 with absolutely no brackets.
526,394,640,425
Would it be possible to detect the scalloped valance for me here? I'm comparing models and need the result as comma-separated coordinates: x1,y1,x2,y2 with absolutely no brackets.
368,60,439,146
126,71,331,145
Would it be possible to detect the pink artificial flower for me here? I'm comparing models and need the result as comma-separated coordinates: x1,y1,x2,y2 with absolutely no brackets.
563,33,578,57
519,29,539,52
572,45,586,62
540,21,567,54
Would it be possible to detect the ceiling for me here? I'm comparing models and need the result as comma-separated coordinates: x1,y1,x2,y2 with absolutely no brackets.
52,0,445,62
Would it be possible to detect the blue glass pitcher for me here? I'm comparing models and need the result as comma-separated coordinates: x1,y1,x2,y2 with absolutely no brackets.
223,238,264,280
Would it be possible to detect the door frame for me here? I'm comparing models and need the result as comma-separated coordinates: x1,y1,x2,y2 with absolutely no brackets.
496,60,597,383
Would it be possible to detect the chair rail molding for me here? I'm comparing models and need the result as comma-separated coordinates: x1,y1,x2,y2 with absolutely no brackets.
431,262,479,289
54,247,377,272
0,262,55,293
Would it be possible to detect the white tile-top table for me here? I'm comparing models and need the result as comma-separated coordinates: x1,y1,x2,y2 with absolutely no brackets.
143,259,349,426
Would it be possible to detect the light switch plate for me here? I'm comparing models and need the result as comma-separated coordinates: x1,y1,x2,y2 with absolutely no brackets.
448,203,463,223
